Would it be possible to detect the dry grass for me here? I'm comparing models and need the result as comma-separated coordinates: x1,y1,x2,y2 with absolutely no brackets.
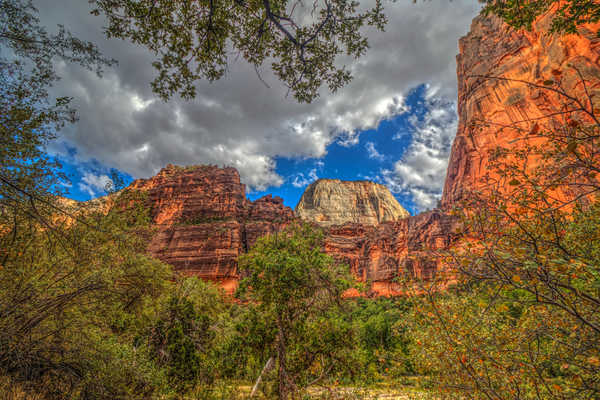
306,387,436,400
232,384,436,400
0,376,46,400
0,377,437,400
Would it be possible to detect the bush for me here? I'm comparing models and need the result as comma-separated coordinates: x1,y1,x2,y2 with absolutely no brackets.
0,190,173,399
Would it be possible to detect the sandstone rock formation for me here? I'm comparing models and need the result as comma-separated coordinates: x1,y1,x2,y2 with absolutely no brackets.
296,179,409,226
129,164,294,291
118,165,452,296
442,10,600,207
324,211,459,296
293,179,453,295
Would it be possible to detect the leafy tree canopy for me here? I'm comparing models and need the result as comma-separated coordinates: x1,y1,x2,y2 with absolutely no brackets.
237,223,356,399
0,0,114,202
90,0,386,103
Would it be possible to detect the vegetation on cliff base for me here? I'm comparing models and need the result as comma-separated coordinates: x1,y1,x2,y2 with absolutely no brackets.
0,189,174,399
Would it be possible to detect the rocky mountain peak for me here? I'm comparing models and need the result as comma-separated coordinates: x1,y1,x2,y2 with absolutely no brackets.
295,179,410,226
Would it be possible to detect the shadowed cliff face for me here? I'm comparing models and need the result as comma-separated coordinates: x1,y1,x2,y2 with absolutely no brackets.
323,211,459,296
296,179,410,226
442,11,600,206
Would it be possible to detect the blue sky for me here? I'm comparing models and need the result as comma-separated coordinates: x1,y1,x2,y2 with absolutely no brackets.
246,85,432,214
41,0,477,216
57,85,454,216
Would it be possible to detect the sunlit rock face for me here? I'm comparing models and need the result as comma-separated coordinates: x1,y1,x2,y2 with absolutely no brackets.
121,166,456,296
111,164,453,296
293,179,456,296
130,164,294,285
296,179,410,226
442,11,600,207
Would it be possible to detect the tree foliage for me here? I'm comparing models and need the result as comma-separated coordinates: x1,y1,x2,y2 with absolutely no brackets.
483,0,600,35
0,190,175,399
0,2,182,398
237,223,356,399
346,298,416,383
0,0,115,200
413,68,600,398
145,277,229,390
90,0,386,103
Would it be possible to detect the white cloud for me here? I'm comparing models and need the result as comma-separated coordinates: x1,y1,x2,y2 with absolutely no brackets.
291,168,319,188
37,0,480,192
78,172,113,197
365,141,385,161
382,85,457,211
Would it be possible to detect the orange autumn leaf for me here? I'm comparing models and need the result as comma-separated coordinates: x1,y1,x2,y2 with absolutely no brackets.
529,123,540,135
552,384,563,392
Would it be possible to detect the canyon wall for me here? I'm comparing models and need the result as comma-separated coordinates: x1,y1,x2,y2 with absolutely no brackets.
296,179,455,295
442,11,600,206
324,211,458,296
130,164,294,291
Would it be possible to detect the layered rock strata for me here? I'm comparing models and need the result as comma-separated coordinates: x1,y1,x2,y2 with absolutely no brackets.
442,10,600,206
324,210,459,296
130,164,294,288
124,165,456,295
296,179,409,226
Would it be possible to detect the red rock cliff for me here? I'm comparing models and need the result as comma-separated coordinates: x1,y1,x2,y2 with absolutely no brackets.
442,10,600,206
126,164,458,296
323,211,459,296
305,10,599,294
130,164,293,290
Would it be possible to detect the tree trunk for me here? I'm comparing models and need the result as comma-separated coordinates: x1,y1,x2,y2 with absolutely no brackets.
277,316,288,400
250,356,273,397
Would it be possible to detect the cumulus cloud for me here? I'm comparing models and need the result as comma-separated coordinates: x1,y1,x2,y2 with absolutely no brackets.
382,86,457,211
365,142,385,161
79,172,113,197
291,168,319,188
36,0,479,192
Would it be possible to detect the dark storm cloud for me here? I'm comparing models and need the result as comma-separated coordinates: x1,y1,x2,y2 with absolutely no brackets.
38,0,480,191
